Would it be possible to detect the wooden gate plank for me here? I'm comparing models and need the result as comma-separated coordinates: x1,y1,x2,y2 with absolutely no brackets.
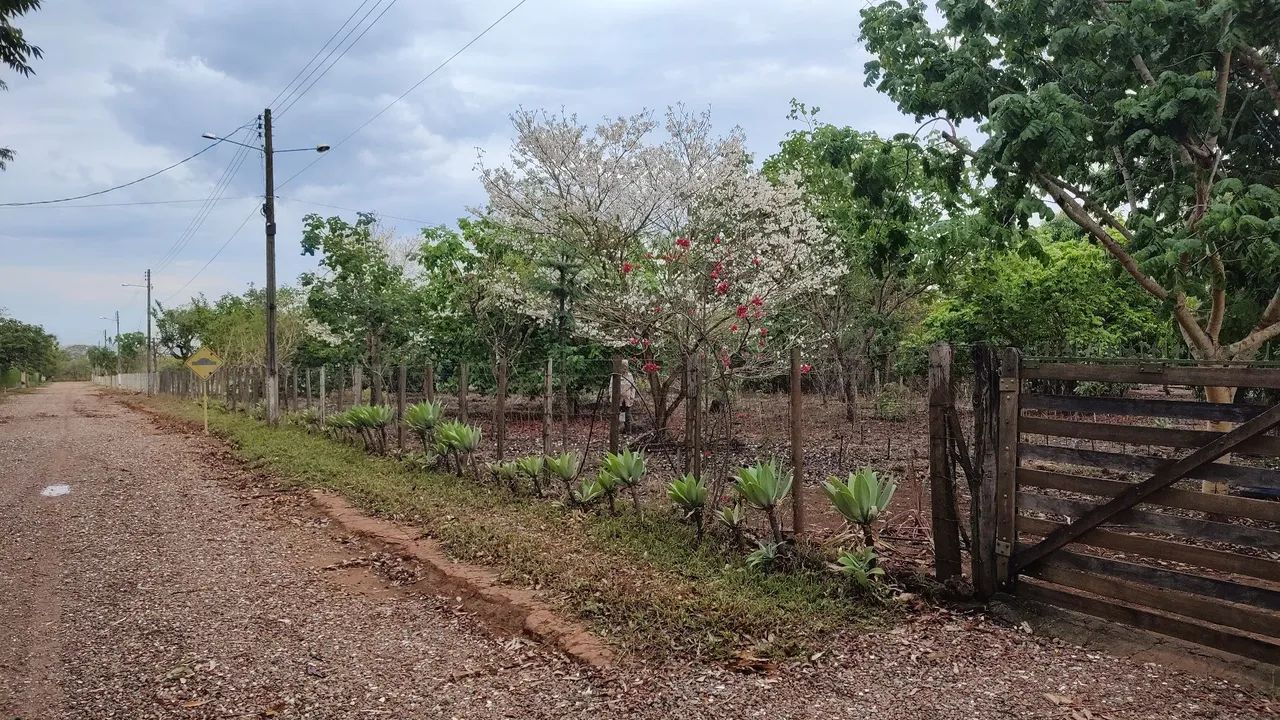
1023,362,1280,390
1018,516,1280,582
1020,393,1268,422
1017,491,1280,551
1017,467,1280,523
1018,443,1280,489
995,348,1020,586
1030,564,1280,639
1019,579,1280,665
1020,416,1280,456
1042,548,1280,612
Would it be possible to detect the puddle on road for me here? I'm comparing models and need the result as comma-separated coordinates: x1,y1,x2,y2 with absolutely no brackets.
40,484,71,497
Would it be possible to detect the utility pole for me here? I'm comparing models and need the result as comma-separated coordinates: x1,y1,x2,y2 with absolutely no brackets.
113,311,121,375
146,269,154,394
263,108,280,425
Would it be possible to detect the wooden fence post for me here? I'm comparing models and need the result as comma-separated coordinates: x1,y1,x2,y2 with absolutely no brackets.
290,368,298,411
305,368,312,411
609,356,622,453
683,359,695,474
995,347,1022,588
790,347,806,538
971,346,999,598
352,366,363,407
495,358,508,462
318,366,328,418
542,357,553,465
397,363,407,452
928,343,962,581
424,363,436,404
458,363,469,424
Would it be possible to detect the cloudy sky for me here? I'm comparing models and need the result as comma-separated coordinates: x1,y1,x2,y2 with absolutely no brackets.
0,0,916,346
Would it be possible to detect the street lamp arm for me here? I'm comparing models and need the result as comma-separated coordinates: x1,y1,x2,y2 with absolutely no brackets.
200,133,328,154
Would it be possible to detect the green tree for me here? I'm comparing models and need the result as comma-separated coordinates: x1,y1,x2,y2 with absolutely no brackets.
86,345,116,375
300,213,417,403
116,331,146,372
763,101,973,419
861,0,1280,368
153,298,212,361
0,315,57,377
1,0,43,170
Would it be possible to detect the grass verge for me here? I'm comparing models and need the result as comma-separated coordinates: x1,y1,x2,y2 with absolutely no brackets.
141,395,894,659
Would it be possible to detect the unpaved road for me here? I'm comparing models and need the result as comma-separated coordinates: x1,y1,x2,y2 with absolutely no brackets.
0,384,1272,719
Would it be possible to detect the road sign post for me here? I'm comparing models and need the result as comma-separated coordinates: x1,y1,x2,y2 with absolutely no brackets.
185,348,225,434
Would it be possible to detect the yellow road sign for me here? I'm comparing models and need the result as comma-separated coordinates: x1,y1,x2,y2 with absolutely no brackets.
185,347,224,380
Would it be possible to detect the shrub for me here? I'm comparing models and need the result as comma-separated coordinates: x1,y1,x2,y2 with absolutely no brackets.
573,474,607,506
437,420,482,478
491,460,521,492
546,452,580,497
601,449,646,509
745,540,781,572
873,383,910,421
716,503,747,550
667,474,708,539
834,548,885,590
515,455,546,496
734,460,792,544
405,401,444,452
822,467,897,548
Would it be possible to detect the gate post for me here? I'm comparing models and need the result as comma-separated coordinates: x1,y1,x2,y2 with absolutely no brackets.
928,343,962,581
995,347,1022,588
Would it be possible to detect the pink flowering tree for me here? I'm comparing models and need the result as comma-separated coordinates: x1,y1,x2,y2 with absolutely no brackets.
480,107,836,435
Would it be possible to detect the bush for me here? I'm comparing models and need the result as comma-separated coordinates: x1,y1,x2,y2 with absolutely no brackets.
822,468,897,548
667,474,708,539
873,383,910,421
733,460,792,544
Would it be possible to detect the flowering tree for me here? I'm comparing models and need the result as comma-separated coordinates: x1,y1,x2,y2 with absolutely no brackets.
480,107,836,432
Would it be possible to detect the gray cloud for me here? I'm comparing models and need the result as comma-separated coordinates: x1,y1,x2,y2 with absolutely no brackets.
0,0,911,345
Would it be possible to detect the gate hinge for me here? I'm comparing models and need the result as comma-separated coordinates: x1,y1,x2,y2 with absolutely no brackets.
995,540,1012,557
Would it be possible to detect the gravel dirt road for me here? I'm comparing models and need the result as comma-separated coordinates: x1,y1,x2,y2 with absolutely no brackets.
1,383,1273,719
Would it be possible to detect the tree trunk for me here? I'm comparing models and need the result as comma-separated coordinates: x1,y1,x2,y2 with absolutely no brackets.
1203,383,1236,495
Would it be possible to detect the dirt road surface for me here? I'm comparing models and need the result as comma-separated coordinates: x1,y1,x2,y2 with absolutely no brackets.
0,384,1271,719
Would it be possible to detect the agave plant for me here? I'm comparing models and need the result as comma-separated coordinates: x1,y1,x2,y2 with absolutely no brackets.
573,476,606,506
823,468,897,548
515,455,546,496
348,405,395,454
591,470,623,512
404,401,444,453
437,420,482,478
667,474,708,539
734,460,792,544
716,503,747,551
545,452,580,498
834,547,885,590
745,540,781,572
491,460,521,492
601,449,647,508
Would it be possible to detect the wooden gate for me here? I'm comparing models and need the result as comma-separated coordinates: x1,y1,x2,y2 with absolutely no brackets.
931,348,1280,665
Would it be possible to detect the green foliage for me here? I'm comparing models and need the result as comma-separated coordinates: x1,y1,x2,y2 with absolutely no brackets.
573,475,607,506
515,454,546,496
667,474,708,515
404,400,444,451
437,419,481,452
0,315,58,378
873,383,909,421
860,1,1280,360
823,468,897,529
152,299,212,361
834,548,885,590
734,460,792,544
908,235,1175,357
490,460,521,491
0,0,42,170
601,449,647,508
745,540,781,572
546,451,580,496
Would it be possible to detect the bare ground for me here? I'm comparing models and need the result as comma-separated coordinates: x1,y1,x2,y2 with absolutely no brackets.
0,383,1274,719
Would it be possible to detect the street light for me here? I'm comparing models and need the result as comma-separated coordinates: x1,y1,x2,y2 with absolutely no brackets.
123,269,154,394
99,311,121,376
202,110,328,424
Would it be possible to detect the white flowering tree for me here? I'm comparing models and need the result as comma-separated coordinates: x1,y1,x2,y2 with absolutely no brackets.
481,107,837,433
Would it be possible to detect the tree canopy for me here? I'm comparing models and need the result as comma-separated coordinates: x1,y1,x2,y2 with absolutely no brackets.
861,0,1280,362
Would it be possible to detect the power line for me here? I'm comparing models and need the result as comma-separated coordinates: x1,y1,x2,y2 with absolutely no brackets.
155,128,258,273
163,202,260,303
267,0,376,110
0,139,233,207
274,0,399,119
276,0,531,192
278,196,433,225
0,196,258,209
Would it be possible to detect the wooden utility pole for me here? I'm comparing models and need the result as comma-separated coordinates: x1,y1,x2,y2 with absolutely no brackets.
318,366,327,418
928,343,962,580
262,108,280,425
789,347,806,538
542,358,553,460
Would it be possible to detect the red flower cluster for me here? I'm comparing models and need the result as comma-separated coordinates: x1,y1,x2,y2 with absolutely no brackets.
752,256,761,266
800,363,812,375
621,261,633,274
715,281,730,295
736,305,748,319
750,295,764,307
642,361,660,374
675,237,691,249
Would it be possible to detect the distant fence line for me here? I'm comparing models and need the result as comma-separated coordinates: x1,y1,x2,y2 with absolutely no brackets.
91,372,154,393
